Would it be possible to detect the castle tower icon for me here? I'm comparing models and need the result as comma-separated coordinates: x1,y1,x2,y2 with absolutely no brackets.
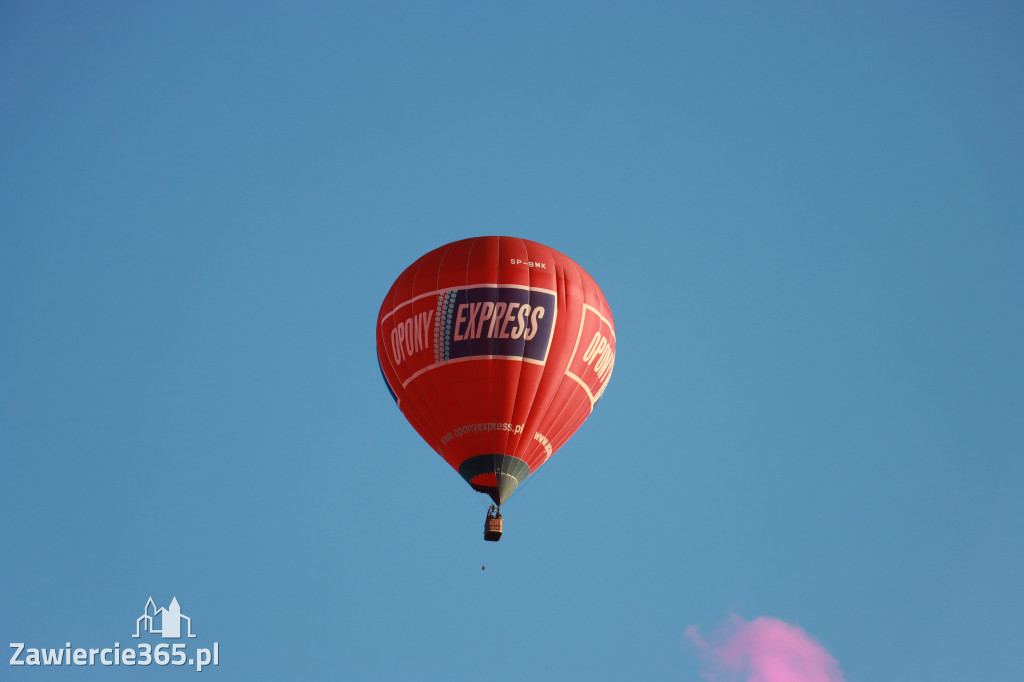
133,597,196,638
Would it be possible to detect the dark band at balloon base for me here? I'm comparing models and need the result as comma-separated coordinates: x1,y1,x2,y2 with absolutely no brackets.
458,454,531,506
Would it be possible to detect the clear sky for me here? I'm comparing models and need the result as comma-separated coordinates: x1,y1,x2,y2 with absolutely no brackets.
2,2,1021,680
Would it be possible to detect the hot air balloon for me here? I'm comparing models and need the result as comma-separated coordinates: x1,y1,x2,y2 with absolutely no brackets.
376,236,616,540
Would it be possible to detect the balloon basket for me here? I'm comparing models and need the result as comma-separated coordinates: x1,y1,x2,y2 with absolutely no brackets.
484,507,503,542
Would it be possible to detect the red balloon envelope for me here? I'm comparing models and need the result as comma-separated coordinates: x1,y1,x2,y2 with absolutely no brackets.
376,236,616,506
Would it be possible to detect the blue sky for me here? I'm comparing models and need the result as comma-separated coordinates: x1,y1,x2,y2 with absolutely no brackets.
1,2,1021,680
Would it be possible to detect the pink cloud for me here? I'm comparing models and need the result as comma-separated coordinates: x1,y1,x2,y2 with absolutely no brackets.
685,615,845,682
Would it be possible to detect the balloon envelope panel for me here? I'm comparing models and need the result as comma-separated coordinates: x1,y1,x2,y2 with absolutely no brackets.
376,236,615,505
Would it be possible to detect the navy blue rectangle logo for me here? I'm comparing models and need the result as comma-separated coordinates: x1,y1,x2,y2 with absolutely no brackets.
435,287,555,363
